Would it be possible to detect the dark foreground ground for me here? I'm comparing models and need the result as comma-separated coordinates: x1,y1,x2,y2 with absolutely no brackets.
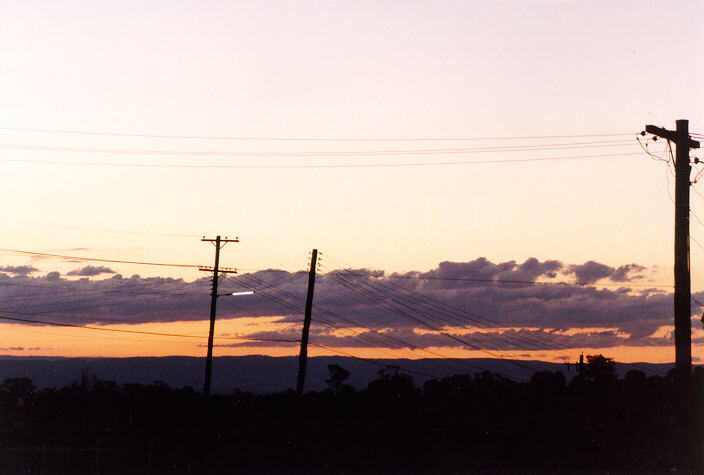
0,361,702,473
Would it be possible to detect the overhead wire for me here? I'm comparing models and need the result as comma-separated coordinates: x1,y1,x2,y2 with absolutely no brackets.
218,273,442,376
333,270,668,377
0,151,652,169
323,255,669,376
0,220,296,272
325,270,533,378
0,283,207,323
638,138,704,257
0,277,218,328
0,275,297,342
329,272,673,289
225,272,423,356
318,257,587,356
0,278,208,311
332,269,618,369
0,126,684,373
0,139,638,157
637,135,670,163
0,247,202,269
0,314,299,343
2,266,445,378
329,270,542,355
0,217,198,239
0,126,638,142
334,261,669,376
228,274,452,378
225,273,463,376
329,269,566,352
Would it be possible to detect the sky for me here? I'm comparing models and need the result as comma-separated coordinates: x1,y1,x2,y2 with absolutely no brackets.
0,0,703,368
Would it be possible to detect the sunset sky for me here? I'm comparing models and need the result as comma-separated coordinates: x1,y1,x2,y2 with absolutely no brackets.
0,1,703,368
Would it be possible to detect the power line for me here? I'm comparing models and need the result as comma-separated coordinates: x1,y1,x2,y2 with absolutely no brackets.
0,314,299,343
637,136,671,163
0,276,209,296
336,270,610,369
0,280,210,323
0,217,198,239
0,151,653,169
0,139,637,157
330,270,568,352
330,271,673,289
325,256,668,376
0,219,293,270
320,274,529,377
227,273,475,376
321,256,637,363
0,280,205,311
0,126,638,142
310,312,460,376
0,247,202,269
691,186,704,203
333,271,667,377
310,312,457,377
327,271,535,377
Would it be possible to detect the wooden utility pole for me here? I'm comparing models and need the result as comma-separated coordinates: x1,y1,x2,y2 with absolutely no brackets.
645,120,700,376
296,249,318,396
564,353,585,380
200,235,238,398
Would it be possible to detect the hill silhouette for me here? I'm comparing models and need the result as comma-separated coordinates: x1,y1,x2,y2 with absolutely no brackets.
0,355,673,394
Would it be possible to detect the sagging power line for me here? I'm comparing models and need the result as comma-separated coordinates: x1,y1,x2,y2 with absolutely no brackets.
0,126,637,141
0,151,656,169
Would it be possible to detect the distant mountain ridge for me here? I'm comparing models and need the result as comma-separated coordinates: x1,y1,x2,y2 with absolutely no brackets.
0,355,673,394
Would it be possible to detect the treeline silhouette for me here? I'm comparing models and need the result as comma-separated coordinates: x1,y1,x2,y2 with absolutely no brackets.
0,356,701,473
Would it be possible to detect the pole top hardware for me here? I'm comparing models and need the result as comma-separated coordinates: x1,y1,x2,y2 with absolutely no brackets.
201,237,239,243
645,124,700,149
198,266,237,274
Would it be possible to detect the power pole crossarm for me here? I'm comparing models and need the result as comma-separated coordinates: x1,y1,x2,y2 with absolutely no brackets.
645,124,700,149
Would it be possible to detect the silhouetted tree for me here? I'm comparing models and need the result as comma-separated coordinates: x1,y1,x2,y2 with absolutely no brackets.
367,366,416,400
326,364,351,395
585,354,616,384
0,377,35,406
0,363,697,473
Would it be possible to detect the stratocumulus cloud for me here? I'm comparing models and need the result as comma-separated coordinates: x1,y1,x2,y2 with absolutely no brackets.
567,261,645,284
66,265,116,276
0,265,38,275
0,257,683,351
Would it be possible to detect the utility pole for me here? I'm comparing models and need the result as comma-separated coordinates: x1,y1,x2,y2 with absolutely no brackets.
577,353,584,380
645,121,700,470
564,353,585,380
644,120,700,376
200,235,238,398
296,249,318,396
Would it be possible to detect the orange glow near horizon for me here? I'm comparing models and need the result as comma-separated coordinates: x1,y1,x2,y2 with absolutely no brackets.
1,317,702,365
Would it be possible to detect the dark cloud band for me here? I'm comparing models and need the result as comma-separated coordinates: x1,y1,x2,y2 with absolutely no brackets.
0,257,679,352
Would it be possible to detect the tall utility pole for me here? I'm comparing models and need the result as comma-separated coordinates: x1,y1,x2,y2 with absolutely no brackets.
645,120,700,377
200,235,239,398
296,249,318,396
